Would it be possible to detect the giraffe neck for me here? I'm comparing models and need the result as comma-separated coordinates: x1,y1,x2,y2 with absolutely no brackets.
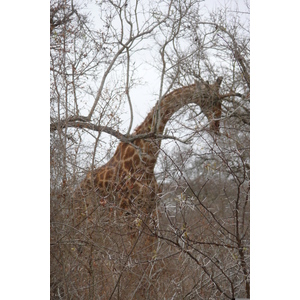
134,83,199,136
108,79,222,174
130,82,216,170
134,78,222,138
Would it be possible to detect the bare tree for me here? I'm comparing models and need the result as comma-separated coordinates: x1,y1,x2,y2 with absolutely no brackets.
50,0,249,299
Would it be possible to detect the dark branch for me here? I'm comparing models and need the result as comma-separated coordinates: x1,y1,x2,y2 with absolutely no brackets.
50,116,191,144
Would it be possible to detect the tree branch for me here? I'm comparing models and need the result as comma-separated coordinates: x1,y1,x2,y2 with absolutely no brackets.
50,117,191,144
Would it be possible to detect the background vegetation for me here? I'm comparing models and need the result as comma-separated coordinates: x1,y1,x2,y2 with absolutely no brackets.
50,0,250,298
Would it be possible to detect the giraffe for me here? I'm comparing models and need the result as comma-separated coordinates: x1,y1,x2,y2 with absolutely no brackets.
69,77,227,299
74,77,225,222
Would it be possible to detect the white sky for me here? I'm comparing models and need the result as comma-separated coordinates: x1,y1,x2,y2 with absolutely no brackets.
83,0,250,134
119,0,250,132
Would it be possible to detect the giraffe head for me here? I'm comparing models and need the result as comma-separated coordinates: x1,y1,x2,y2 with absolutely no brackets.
194,76,223,100
194,76,224,134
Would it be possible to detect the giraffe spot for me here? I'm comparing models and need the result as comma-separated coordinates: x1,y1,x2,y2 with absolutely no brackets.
135,139,144,148
97,171,105,181
104,169,114,181
125,146,134,158
102,180,108,189
123,160,133,171
121,143,128,153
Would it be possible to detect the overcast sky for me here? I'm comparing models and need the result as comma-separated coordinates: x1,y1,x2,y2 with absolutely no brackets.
117,0,250,133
